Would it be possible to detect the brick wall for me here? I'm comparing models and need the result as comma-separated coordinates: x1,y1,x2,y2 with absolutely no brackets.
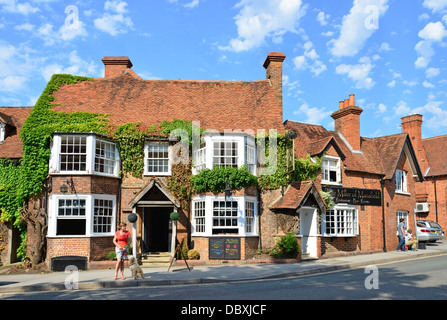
191,236,259,262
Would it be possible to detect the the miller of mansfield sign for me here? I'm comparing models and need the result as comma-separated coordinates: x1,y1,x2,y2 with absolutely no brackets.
323,186,382,206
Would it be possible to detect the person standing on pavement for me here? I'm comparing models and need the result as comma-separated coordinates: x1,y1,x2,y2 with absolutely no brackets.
397,218,406,251
113,222,131,280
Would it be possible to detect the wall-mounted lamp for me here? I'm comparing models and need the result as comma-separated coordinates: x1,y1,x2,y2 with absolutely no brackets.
60,178,75,194
225,179,231,201
60,184,69,194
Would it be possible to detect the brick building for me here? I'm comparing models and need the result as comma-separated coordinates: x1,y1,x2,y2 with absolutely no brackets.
41,53,300,267
2,52,443,268
283,95,424,258
401,114,447,230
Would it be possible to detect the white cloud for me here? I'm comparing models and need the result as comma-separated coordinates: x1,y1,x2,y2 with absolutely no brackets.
423,0,447,12
42,51,99,81
14,23,35,31
60,20,88,41
423,80,435,88
292,41,327,76
0,75,27,92
94,0,134,36
415,21,447,69
418,21,447,41
335,57,375,89
0,0,39,15
423,100,447,129
329,0,389,57
377,103,387,113
293,102,332,124
184,0,200,8
394,100,410,116
220,0,305,52
387,80,396,87
317,11,330,26
426,67,440,78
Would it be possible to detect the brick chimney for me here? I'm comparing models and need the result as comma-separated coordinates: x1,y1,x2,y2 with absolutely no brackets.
401,114,428,172
102,56,133,78
263,52,286,108
331,94,363,152
401,113,428,201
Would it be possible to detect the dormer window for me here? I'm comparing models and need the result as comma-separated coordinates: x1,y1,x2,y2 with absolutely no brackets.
0,122,5,142
322,156,341,185
49,134,120,177
395,169,408,193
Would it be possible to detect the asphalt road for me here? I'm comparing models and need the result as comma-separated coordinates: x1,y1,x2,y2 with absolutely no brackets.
2,254,446,303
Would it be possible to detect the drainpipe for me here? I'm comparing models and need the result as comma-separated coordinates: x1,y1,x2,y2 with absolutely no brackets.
380,179,387,252
433,178,438,223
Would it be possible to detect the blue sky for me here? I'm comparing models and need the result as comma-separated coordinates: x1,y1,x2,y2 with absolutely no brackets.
0,0,446,139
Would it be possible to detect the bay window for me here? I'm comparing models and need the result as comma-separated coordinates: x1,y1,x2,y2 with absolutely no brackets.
192,133,257,175
48,194,116,237
192,196,257,236
50,134,120,177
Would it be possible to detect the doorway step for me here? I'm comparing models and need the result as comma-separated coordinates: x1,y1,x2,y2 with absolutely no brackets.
300,252,319,261
139,252,172,267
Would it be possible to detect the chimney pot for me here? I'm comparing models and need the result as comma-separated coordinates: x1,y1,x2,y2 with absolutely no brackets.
339,101,344,109
349,94,355,107
344,99,349,108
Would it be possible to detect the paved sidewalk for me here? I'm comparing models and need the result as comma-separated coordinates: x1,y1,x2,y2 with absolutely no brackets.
0,242,446,293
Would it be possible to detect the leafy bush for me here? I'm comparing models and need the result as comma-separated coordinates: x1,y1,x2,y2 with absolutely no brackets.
270,233,300,259
108,251,116,261
191,165,257,193
187,249,200,260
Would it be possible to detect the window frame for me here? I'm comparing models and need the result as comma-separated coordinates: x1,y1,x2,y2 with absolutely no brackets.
192,133,257,176
322,204,358,237
395,169,408,194
144,141,171,176
49,134,120,177
191,195,257,236
321,155,341,185
48,194,117,237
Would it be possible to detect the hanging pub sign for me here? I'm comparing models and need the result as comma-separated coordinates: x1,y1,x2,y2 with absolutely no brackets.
323,186,382,206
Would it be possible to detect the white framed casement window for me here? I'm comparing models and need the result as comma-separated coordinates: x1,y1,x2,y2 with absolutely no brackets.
191,195,257,236
245,201,256,234
144,141,171,176
396,211,409,230
322,204,358,237
0,122,6,142
48,194,116,237
213,140,239,168
49,134,120,177
395,169,408,194
321,156,341,185
192,133,257,176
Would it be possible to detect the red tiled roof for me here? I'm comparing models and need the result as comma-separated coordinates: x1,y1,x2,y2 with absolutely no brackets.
423,134,447,177
285,120,420,180
269,180,326,211
50,72,284,133
0,107,33,159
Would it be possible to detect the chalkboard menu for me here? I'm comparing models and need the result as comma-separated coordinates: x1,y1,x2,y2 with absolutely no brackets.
209,237,241,260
